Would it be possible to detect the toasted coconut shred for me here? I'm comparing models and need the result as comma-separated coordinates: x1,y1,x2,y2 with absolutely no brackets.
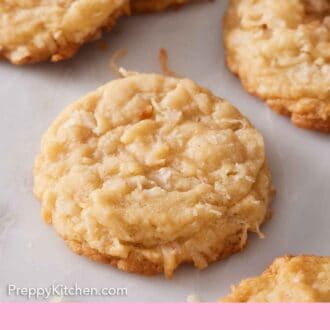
159,48,179,77
109,48,128,78
110,48,178,78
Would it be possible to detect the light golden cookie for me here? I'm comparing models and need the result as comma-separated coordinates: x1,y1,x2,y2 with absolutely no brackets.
221,256,330,302
33,73,274,278
0,0,129,64
131,0,188,13
223,0,330,133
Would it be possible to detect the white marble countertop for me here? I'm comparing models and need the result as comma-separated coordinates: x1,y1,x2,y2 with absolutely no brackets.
0,0,329,302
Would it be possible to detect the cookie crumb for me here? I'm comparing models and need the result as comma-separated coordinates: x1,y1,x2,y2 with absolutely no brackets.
110,49,128,78
187,294,201,303
159,48,178,77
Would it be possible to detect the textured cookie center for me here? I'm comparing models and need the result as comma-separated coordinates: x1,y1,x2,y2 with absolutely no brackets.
69,82,260,245
34,74,272,275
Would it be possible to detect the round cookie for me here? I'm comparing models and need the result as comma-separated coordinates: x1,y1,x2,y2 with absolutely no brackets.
33,73,274,278
131,0,188,13
0,0,129,64
221,255,330,302
223,0,330,133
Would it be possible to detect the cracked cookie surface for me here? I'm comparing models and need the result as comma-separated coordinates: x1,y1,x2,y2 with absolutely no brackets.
224,0,330,133
34,73,273,277
221,255,330,302
0,0,129,64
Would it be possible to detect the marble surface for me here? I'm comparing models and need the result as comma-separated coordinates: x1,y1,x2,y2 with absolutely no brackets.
0,0,329,302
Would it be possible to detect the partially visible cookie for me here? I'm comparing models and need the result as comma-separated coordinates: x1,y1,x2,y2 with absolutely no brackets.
221,256,330,302
33,73,273,278
223,0,330,133
0,0,129,64
131,0,188,13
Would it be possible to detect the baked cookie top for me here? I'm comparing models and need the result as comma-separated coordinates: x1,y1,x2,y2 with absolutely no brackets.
34,73,273,277
221,256,330,302
0,0,129,64
224,0,330,132
131,0,188,13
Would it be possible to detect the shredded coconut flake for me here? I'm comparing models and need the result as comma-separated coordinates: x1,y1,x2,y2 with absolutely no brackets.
159,48,179,77
110,49,128,78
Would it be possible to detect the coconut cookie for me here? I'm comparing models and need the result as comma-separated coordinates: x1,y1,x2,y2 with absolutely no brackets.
223,0,330,133
0,0,129,64
34,73,274,278
221,256,330,302
131,0,188,13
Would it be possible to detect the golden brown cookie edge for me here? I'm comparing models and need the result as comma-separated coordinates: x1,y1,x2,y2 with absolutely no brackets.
0,5,129,65
220,255,330,302
222,5,330,134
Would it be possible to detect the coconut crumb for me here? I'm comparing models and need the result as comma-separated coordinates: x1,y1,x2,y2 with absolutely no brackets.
239,224,249,249
109,48,128,78
187,294,201,303
159,48,179,77
255,225,265,239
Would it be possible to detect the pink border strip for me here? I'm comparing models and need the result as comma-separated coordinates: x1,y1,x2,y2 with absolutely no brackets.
0,303,329,329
